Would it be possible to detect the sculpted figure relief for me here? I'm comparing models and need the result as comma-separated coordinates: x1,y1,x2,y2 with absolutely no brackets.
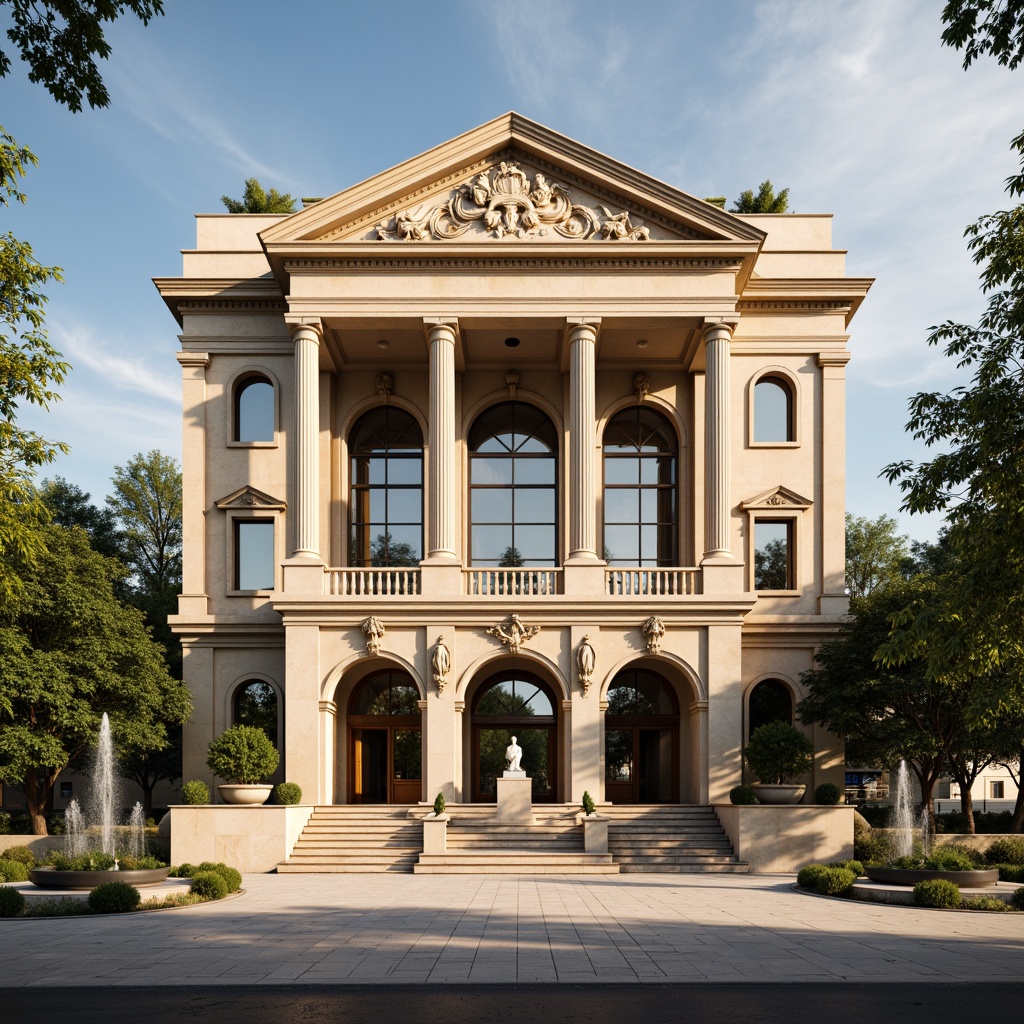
486,613,540,655
576,635,596,697
641,615,665,655
505,735,524,773
431,636,450,695
376,161,651,243
361,616,385,656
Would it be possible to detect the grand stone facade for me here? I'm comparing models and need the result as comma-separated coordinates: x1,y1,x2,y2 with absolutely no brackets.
157,114,871,814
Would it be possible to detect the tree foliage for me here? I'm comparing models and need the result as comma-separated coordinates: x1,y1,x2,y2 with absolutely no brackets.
731,180,790,214
0,0,165,112
845,513,911,598
221,178,296,214
39,476,120,558
942,0,1024,71
0,524,191,834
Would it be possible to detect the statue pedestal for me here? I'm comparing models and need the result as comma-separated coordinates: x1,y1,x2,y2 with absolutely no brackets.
496,775,533,822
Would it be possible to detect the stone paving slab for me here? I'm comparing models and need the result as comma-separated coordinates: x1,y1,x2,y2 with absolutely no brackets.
0,872,1022,985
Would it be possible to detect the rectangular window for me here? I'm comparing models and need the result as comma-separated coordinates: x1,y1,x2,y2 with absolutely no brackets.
754,520,793,590
991,780,1005,799
235,519,275,591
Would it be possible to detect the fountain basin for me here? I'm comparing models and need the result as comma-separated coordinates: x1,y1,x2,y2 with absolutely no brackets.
864,867,998,889
28,866,171,890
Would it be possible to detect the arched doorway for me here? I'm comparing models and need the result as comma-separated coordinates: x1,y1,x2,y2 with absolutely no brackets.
471,671,558,802
348,670,422,804
605,668,679,803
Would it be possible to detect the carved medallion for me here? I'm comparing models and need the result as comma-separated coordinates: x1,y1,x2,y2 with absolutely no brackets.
376,161,650,243
486,613,540,655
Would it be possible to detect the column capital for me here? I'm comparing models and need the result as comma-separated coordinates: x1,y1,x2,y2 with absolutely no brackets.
423,317,459,341
286,317,323,341
176,350,210,369
701,316,739,341
565,316,602,342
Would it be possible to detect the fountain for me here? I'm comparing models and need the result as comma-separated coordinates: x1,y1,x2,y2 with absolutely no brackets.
889,760,930,859
30,714,170,890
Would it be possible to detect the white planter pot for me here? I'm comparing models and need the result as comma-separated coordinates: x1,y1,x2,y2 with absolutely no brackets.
218,784,273,805
751,784,806,805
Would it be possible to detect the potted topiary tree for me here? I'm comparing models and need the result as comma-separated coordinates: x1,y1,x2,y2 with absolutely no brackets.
742,721,814,804
206,725,280,805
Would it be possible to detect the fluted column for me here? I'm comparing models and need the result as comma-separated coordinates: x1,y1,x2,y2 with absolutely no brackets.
703,319,734,559
290,320,322,559
567,318,601,563
425,319,458,563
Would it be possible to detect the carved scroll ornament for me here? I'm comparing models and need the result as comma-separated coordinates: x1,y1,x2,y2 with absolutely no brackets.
486,613,540,655
377,162,650,243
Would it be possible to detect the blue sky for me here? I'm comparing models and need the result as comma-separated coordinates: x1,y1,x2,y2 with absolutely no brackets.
4,0,1023,544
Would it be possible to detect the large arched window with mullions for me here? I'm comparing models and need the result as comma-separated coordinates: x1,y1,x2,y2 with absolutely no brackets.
603,406,678,566
349,407,423,567
469,402,558,567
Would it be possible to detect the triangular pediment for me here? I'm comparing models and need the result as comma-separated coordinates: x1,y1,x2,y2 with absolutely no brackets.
260,113,764,249
740,485,813,512
214,486,286,511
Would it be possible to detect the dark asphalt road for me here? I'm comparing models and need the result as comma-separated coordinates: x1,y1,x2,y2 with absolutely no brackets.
3,983,1022,1024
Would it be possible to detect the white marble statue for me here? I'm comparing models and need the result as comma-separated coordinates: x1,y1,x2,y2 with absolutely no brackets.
505,736,523,773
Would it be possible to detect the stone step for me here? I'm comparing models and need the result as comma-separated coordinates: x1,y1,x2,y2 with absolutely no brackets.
619,862,749,874
415,851,619,875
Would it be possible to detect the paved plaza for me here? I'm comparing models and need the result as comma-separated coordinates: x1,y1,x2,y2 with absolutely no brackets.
2,872,1023,986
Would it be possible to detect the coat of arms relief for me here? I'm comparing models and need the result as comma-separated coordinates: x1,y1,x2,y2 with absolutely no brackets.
376,161,651,242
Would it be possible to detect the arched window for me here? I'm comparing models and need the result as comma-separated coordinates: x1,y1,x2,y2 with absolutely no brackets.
234,375,275,442
234,680,279,744
469,402,557,566
471,672,557,802
748,678,794,738
605,669,679,803
603,407,678,565
753,376,794,443
349,407,424,566
348,670,422,804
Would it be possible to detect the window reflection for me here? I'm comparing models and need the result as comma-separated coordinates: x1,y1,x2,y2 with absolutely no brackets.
753,377,793,443
235,377,274,442
350,671,421,716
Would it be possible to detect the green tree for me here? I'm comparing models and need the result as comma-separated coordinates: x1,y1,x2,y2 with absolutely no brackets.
731,180,790,213
221,178,296,214
942,1,1024,71
845,513,911,598
754,538,788,590
369,531,418,567
0,524,191,834
38,476,120,559
117,723,181,818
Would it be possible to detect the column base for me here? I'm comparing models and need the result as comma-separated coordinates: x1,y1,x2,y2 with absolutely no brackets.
281,557,326,595
699,558,745,594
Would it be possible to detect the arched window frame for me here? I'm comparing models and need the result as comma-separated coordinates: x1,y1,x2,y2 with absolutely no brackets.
466,400,559,568
748,367,800,448
745,676,797,742
601,404,680,567
346,405,425,568
228,676,283,753
228,367,280,448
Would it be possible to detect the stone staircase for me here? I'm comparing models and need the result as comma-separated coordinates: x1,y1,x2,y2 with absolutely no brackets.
414,803,618,874
277,805,421,873
277,804,746,874
604,805,748,872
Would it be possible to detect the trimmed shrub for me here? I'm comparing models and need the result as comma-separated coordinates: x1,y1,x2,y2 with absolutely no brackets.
742,722,813,785
0,859,30,882
117,855,166,871
814,783,842,805
1011,887,1024,911
273,782,302,805
580,791,594,816
48,851,117,872
181,780,210,805
913,878,961,909
924,847,981,872
960,895,1011,911
2,846,35,866
172,862,197,878
189,871,229,900
817,867,856,896
206,724,279,784
88,881,141,914
797,863,830,890
0,885,26,917
829,859,864,876
729,785,758,805
996,864,1024,883
986,836,1024,866
195,861,242,892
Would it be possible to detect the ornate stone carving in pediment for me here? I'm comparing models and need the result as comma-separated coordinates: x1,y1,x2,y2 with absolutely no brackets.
740,486,813,512
374,159,655,243
214,486,286,511
486,614,540,655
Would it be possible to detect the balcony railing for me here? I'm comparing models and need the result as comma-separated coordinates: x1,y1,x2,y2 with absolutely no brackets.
324,567,421,596
463,568,562,596
605,568,700,596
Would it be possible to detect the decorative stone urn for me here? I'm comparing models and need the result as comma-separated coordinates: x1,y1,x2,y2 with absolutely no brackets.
217,784,273,805
751,784,806,805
